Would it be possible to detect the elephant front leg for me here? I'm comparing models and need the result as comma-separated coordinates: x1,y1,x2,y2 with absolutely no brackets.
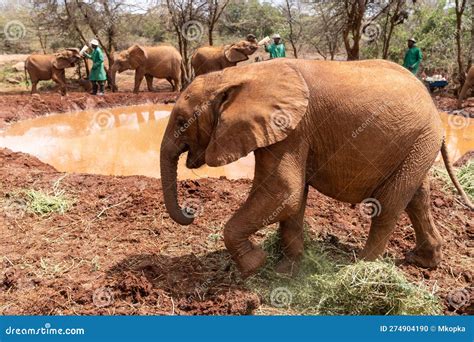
224,142,308,278
133,70,145,94
52,70,67,95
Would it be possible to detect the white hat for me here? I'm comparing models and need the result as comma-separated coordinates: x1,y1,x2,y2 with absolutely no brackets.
408,37,416,43
90,39,99,46
272,34,281,39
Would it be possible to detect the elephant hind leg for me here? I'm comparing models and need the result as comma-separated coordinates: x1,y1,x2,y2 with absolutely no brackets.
360,132,441,263
145,74,154,92
31,80,39,94
405,178,442,268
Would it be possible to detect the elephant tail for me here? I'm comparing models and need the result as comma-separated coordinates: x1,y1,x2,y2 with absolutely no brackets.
440,139,473,210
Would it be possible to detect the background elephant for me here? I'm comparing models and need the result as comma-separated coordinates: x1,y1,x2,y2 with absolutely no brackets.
160,59,473,278
191,38,258,76
457,65,474,108
110,45,183,93
24,48,82,95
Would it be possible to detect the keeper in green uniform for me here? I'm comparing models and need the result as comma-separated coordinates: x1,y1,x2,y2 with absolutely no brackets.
403,38,422,75
264,34,286,59
83,39,107,95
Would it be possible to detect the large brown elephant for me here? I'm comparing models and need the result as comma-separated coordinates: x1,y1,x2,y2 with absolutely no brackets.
25,48,82,95
110,45,183,93
191,38,258,76
160,59,473,278
457,66,474,108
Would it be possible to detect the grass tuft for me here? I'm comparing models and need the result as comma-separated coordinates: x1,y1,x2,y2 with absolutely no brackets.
247,232,441,315
24,176,72,216
432,160,474,200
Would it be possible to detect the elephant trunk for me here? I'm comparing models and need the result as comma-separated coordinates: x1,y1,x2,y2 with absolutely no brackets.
160,137,194,225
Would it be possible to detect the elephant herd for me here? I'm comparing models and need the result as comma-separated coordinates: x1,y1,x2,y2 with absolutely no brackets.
24,36,259,96
22,37,474,279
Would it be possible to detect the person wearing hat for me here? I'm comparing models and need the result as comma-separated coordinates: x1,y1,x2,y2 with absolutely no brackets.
82,39,107,95
264,34,286,59
403,38,422,75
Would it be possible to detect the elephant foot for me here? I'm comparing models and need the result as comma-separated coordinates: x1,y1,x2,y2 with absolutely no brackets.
275,256,300,277
405,246,442,269
235,246,267,279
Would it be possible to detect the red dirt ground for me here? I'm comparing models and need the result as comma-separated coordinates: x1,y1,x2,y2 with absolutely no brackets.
0,147,472,315
0,91,472,315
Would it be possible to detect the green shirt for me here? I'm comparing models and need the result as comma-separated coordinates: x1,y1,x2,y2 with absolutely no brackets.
265,43,286,59
403,46,422,75
84,47,107,81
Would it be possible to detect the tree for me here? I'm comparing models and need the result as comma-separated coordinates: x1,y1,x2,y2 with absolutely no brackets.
205,0,230,45
309,1,344,60
281,0,304,58
342,0,367,60
165,0,206,81
454,0,468,86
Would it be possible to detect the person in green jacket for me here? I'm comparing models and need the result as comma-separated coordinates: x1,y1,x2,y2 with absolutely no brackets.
403,38,422,75
83,39,107,95
264,34,286,59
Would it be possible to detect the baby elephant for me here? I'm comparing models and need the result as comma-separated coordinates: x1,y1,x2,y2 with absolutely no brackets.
25,48,82,95
191,37,258,77
160,59,473,278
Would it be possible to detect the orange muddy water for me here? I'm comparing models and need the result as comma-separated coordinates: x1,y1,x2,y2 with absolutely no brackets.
0,105,472,179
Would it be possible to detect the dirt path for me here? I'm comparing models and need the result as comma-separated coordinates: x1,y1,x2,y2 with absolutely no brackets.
1,148,472,315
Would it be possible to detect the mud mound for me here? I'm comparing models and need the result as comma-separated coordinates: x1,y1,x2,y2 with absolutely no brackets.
0,148,56,172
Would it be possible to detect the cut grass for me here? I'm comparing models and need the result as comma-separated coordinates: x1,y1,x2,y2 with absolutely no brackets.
25,188,71,216
432,160,474,200
247,232,441,315
2,176,73,217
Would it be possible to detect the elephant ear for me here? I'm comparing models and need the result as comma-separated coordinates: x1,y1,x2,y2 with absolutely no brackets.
127,45,148,69
224,45,248,63
205,61,309,167
53,53,72,69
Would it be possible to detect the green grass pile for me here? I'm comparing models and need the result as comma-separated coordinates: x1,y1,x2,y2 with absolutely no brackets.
247,232,441,315
23,176,72,216
25,189,71,216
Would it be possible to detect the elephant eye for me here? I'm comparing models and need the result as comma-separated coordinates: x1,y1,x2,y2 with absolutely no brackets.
177,117,186,127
